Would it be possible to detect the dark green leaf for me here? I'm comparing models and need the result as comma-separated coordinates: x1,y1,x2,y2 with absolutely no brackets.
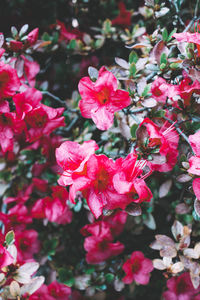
5,231,15,246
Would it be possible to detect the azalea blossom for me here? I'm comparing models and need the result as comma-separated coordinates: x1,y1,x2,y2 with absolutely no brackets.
177,77,200,107
173,31,200,57
0,244,14,269
151,77,178,104
163,272,200,300
136,118,179,172
111,2,132,28
81,220,124,264
32,186,72,224
122,251,153,285
78,66,131,130
48,281,71,300
0,101,16,153
15,229,40,263
0,61,20,99
112,153,152,208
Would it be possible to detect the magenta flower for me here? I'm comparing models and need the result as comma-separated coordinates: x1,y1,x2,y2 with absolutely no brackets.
27,28,39,46
173,31,200,56
177,77,200,107
56,140,98,187
15,229,40,263
48,281,71,300
111,2,132,28
151,77,177,104
82,221,124,264
163,272,199,300
13,88,42,120
188,130,200,176
112,153,152,208
0,61,20,99
137,118,179,172
0,244,14,269
78,66,131,130
32,186,72,225
0,101,16,153
122,251,153,285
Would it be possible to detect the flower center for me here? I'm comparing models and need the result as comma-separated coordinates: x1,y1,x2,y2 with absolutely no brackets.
97,88,110,105
94,168,109,191
132,259,140,273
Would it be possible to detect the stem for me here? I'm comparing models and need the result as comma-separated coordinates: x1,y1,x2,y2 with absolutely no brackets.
195,0,200,17
42,91,79,113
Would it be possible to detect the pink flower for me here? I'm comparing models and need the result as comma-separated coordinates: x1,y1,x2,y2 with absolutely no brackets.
48,281,71,300
29,284,54,300
111,2,132,28
81,211,127,238
13,88,42,120
81,154,125,218
163,272,199,300
0,244,13,268
32,186,72,224
10,40,23,52
193,178,200,200
0,61,20,99
27,28,39,46
137,118,179,172
188,130,200,176
56,140,98,187
173,31,200,56
24,104,65,143
21,55,40,87
103,211,127,237
82,221,124,264
151,77,177,103
177,77,200,107
0,101,16,153
122,251,153,285
57,20,83,43
112,153,152,208
0,204,32,232
78,66,131,130
15,229,40,263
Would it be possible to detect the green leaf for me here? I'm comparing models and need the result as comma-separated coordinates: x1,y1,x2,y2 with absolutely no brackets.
167,28,177,42
85,267,95,274
129,51,138,64
58,268,75,287
43,238,58,256
129,62,136,77
160,53,167,65
103,19,112,34
160,63,166,70
141,84,150,97
130,124,138,138
170,63,180,69
42,32,50,41
67,39,76,50
162,28,168,42
5,231,15,246
153,110,166,118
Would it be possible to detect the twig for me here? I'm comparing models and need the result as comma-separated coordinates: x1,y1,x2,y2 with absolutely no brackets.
42,91,79,113
195,0,200,18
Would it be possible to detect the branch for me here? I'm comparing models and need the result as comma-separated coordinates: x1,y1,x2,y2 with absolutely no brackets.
42,91,79,114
